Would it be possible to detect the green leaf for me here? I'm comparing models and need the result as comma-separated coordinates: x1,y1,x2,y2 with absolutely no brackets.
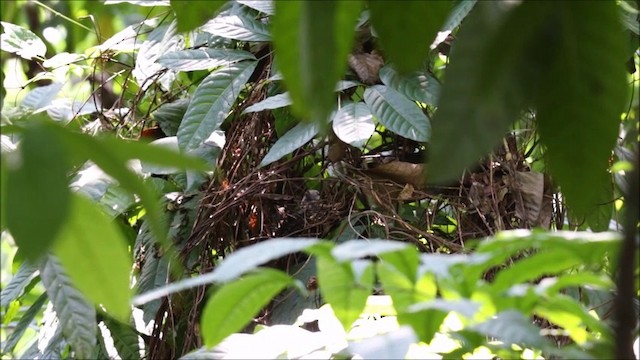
490,249,582,292
380,246,420,284
1,293,48,355
40,255,97,359
21,83,63,111
428,2,535,182
177,61,257,152
201,268,292,347
441,0,477,32
379,65,440,106
471,310,550,349
242,92,292,114
364,85,430,142
53,193,132,322
331,102,375,148
237,0,274,15
258,121,319,167
157,48,256,72
53,126,171,256
332,239,408,262
171,0,227,33
104,136,209,172
408,299,480,319
368,1,449,74
272,0,361,124
316,255,372,330
102,317,141,360
535,295,609,344
5,123,71,261
133,238,319,305
377,259,440,342
0,260,39,307
201,11,271,42
153,98,189,137
536,5,626,215
0,21,47,59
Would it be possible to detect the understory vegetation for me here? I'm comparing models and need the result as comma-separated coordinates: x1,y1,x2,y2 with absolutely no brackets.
1,1,638,359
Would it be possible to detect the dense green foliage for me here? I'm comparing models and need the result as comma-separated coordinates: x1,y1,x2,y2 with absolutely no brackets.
1,1,638,359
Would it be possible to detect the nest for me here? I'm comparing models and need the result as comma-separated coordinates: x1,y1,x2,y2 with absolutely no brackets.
147,59,563,359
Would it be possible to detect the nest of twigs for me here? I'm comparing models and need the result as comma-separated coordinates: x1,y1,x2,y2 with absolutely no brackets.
147,58,564,359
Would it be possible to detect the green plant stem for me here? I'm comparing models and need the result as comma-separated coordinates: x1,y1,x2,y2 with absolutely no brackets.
32,1,93,33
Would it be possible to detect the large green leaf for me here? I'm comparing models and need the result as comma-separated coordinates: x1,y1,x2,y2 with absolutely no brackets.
534,3,627,215
0,260,39,307
5,123,70,261
152,98,189,137
331,102,375,148
379,65,440,106
102,317,141,360
471,310,550,349
272,1,361,125
177,61,257,152
40,255,97,359
201,12,271,42
368,1,450,74
259,120,319,167
53,126,171,254
53,193,132,322
441,0,476,32
157,48,256,72
133,238,319,305
331,239,408,262
237,0,274,15
1,293,47,355
364,85,430,142
428,2,544,182
0,21,47,59
201,268,293,347
242,92,292,114
171,0,227,33
316,255,372,330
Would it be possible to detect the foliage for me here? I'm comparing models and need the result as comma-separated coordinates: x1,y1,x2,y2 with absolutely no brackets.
1,0,638,359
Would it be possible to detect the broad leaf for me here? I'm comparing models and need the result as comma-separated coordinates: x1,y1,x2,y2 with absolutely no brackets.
5,123,70,261
331,102,375,148
364,85,430,142
201,269,293,347
157,48,256,72
471,310,550,349
368,1,449,74
53,193,132,322
102,317,141,360
0,21,47,59
348,326,417,360
152,98,189,136
428,2,540,182
177,61,257,152
21,83,63,111
103,136,209,172
133,238,319,305
379,65,440,106
237,0,274,15
331,239,408,262
242,92,292,114
534,3,627,215
408,299,480,319
202,12,270,42
0,260,39,307
272,1,361,124
132,20,181,91
171,0,226,33
441,0,477,32
1,293,47,355
316,255,372,330
259,121,319,167
40,255,97,359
